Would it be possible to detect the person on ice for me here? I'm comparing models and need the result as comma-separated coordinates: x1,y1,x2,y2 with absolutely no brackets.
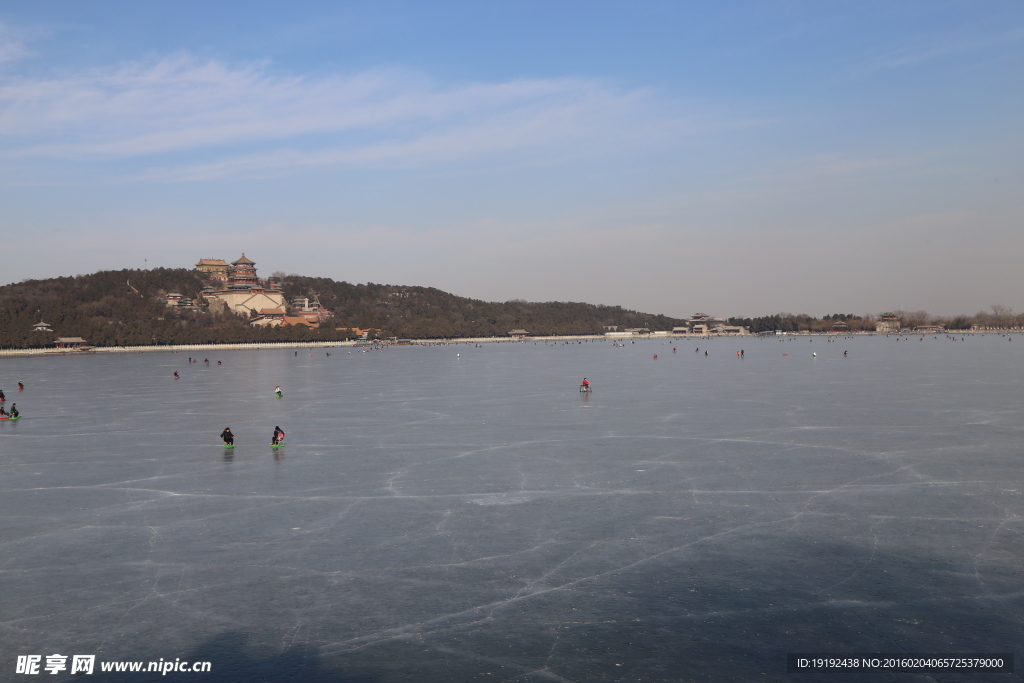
272,426,285,445
220,428,234,446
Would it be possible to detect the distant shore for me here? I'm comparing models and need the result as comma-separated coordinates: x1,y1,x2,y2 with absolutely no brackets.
0,330,1001,359
3,334,665,358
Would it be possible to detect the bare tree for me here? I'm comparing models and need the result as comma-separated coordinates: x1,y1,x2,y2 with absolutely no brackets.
990,305,1014,329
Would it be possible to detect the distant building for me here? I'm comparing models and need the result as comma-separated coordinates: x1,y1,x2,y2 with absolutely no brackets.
282,316,318,328
258,308,285,320
711,325,748,335
227,254,260,290
344,328,375,339
688,314,733,335
54,337,88,349
250,312,318,329
249,308,286,326
509,329,530,339
195,258,229,281
201,254,286,317
689,313,725,326
876,313,900,334
291,296,331,321
604,327,651,337
671,326,690,335
32,321,53,333
164,292,200,310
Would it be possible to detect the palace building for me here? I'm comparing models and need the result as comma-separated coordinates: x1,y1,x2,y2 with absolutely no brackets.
195,258,229,281
875,313,900,334
227,254,260,290
196,253,285,317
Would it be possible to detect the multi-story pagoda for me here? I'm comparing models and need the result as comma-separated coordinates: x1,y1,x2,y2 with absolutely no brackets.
227,254,262,290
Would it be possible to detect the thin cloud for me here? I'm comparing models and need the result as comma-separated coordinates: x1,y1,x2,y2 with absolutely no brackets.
809,153,931,176
0,22,29,65
138,88,663,181
0,52,700,180
862,27,1024,72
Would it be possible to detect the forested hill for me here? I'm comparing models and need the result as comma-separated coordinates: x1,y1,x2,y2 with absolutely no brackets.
0,268,686,348
279,275,684,339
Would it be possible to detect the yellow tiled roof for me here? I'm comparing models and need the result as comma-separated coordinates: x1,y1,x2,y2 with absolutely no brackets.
282,316,318,327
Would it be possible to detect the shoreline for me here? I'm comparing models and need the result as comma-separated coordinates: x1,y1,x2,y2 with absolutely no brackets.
0,330,998,359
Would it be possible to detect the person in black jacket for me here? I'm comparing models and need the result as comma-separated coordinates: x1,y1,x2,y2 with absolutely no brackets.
220,428,234,445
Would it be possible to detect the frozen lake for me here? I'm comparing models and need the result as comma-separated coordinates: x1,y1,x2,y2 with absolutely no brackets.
2,335,1022,681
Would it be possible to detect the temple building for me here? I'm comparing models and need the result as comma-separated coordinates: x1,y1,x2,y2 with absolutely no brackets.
54,337,89,349
688,312,726,326
290,296,332,321
164,293,199,309
227,254,261,290
198,253,285,317
195,259,229,281
876,313,900,334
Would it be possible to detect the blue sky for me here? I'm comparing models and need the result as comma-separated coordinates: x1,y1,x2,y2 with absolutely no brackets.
1,1,1021,317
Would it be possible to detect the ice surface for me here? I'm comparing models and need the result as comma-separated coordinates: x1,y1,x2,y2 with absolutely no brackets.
1,336,1022,681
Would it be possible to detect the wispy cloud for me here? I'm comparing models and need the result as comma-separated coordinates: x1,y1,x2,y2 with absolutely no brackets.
0,51,700,180
0,22,29,65
862,27,1024,72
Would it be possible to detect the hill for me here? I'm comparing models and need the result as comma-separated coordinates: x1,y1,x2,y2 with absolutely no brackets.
0,268,686,348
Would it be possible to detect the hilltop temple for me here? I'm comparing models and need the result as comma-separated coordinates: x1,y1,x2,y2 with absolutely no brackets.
195,258,229,281
195,254,285,316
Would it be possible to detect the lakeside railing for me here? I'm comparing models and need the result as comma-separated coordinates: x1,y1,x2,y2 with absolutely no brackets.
1,329,1010,358
0,340,358,358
